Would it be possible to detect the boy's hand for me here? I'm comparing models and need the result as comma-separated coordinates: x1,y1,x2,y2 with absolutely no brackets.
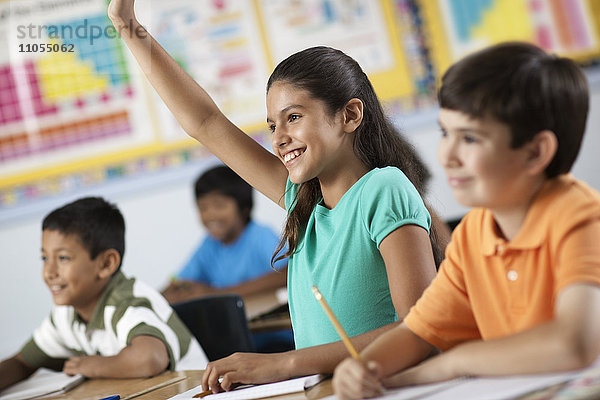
333,358,384,400
63,336,169,378
162,280,215,304
63,355,99,376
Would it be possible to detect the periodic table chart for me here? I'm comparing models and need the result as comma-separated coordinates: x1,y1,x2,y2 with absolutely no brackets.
0,0,599,221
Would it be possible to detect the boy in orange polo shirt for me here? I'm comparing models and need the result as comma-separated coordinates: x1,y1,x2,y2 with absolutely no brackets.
332,41,600,399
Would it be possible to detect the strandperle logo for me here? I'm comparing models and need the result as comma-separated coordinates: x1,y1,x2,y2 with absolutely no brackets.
16,18,147,46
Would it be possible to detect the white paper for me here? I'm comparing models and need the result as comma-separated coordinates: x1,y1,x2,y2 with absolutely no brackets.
0,368,84,400
428,372,576,400
321,370,578,400
168,374,320,400
320,379,464,400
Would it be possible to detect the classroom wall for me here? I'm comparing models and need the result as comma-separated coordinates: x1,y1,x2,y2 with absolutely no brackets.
0,160,288,359
1,83,599,360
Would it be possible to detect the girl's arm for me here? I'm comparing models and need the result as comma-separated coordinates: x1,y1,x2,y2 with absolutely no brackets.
107,0,288,207
200,224,437,392
201,322,402,393
378,225,437,319
62,335,169,378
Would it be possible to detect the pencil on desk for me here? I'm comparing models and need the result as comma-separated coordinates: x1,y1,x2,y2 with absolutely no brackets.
312,285,364,362
192,389,212,398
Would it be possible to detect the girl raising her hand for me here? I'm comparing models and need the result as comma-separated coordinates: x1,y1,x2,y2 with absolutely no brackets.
108,0,447,393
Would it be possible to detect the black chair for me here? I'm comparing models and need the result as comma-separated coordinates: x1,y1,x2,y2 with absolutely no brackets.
172,294,255,361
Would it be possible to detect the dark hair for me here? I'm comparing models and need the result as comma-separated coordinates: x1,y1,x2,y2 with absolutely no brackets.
439,41,589,178
194,165,253,224
266,46,444,266
42,197,125,270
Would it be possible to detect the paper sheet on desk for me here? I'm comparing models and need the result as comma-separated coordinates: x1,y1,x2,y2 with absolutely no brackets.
429,372,577,399
322,370,578,400
168,374,320,399
0,368,84,400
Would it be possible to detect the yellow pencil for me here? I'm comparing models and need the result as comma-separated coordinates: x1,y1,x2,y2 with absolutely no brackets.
312,286,364,362
192,389,213,398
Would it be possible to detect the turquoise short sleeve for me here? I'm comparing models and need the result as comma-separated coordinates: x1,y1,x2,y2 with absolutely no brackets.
361,168,431,247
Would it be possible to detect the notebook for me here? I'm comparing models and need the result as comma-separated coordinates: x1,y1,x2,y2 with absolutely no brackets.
0,368,85,400
168,374,322,399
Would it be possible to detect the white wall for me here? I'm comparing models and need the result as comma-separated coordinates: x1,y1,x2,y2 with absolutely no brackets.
0,74,599,360
0,160,287,359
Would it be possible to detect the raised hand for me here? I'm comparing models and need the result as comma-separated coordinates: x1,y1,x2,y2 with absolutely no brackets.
107,0,136,27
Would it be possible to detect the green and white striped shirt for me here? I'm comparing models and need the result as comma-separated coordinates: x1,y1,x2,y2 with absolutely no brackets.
21,272,208,371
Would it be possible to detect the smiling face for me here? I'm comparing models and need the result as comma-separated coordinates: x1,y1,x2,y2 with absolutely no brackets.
266,81,355,185
197,191,246,244
41,229,108,320
437,108,534,212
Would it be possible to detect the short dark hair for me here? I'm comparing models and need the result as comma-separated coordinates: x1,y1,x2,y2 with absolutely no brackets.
42,197,125,269
194,165,253,223
439,41,589,178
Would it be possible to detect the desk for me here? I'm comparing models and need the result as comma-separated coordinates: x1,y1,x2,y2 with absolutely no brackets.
45,370,334,400
37,367,600,400
243,290,283,320
244,289,292,333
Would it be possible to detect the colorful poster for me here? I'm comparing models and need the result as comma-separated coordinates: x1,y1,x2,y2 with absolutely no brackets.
142,0,271,140
0,0,154,185
437,0,534,59
257,0,414,99
0,0,598,217
433,0,599,61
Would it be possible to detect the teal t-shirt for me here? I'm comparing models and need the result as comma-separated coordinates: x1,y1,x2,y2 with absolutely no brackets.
285,167,431,349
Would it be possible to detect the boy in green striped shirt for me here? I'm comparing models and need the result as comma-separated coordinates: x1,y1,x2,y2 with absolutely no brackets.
0,197,208,391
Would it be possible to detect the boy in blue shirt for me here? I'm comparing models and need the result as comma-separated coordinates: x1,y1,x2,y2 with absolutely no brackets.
333,42,600,399
162,165,288,304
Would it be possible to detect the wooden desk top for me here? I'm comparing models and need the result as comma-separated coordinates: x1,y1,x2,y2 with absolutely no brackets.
37,367,600,400
243,290,284,320
243,289,292,333
46,370,333,400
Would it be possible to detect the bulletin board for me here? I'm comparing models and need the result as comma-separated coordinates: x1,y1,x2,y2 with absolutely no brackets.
0,0,599,220
419,0,600,82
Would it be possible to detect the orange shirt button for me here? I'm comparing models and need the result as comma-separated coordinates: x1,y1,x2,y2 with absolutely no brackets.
507,270,518,281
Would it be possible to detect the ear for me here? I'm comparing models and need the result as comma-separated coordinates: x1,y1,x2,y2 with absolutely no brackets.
342,98,364,133
97,249,121,279
523,130,558,175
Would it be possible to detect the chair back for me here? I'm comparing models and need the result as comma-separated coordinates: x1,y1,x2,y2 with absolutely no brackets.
172,294,255,361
